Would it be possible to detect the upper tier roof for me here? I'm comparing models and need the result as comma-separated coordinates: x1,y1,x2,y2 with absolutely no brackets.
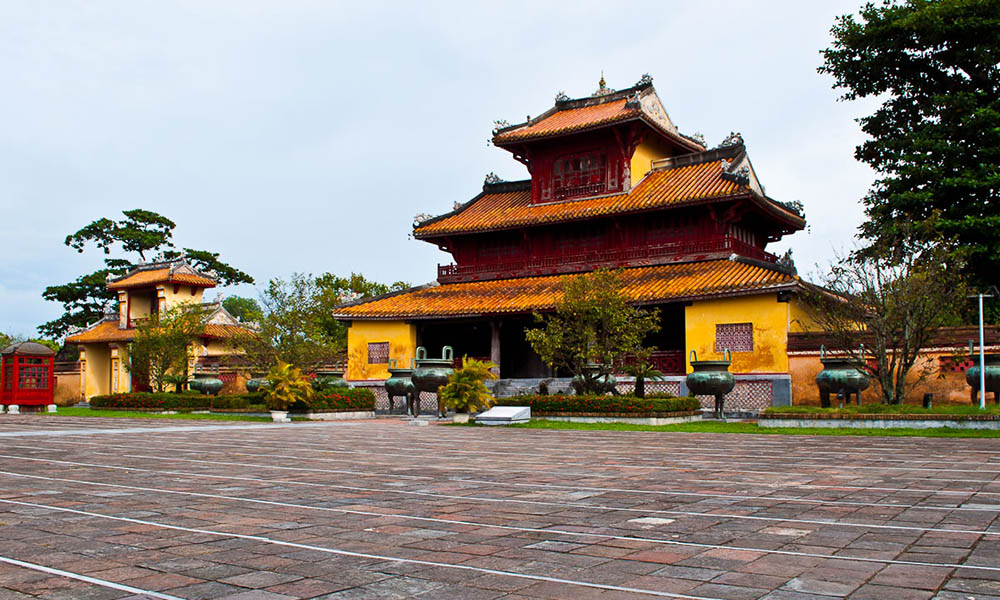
106,258,218,290
333,257,798,320
414,144,805,238
492,76,704,152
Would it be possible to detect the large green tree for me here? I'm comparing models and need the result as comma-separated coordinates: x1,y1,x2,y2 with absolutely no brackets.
41,209,253,338
819,0,1000,286
126,304,207,393
232,272,408,373
526,269,659,394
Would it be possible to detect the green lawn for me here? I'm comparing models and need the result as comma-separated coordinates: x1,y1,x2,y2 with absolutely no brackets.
491,419,1000,437
38,407,277,422
764,403,1000,416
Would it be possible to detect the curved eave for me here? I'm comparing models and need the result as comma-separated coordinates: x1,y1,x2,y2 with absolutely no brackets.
414,190,803,240
493,113,704,154
332,281,802,322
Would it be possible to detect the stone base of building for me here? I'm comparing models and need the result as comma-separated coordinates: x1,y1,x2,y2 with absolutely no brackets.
535,412,702,425
303,410,375,420
760,415,1000,430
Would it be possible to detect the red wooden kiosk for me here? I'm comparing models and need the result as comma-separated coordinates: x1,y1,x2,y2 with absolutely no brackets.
1,342,56,410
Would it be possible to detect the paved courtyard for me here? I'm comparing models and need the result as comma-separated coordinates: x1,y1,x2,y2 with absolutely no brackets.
0,416,999,599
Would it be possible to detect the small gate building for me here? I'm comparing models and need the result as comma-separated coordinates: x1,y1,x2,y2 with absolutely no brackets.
1,341,56,409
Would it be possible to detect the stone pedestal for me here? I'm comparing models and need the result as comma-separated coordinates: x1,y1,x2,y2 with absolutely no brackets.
47,404,57,413
7,405,20,414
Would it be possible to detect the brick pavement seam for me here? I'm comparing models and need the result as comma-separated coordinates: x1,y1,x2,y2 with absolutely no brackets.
0,498,725,600
0,555,184,599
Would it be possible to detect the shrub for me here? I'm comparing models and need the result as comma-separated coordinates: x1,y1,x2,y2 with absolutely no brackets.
495,394,699,414
89,392,261,411
265,361,313,411
291,388,376,412
439,357,498,413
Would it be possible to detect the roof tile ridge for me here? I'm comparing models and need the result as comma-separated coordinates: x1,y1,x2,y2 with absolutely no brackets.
334,281,440,311
650,144,744,172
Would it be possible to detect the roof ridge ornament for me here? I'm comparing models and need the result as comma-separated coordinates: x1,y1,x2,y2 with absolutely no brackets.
624,91,641,109
492,119,511,134
554,91,569,103
719,131,744,148
484,172,503,185
635,73,653,87
413,213,433,228
592,72,614,97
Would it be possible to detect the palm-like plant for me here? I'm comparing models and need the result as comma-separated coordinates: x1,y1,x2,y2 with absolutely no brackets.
264,361,314,411
439,357,499,414
623,360,664,399
163,373,188,393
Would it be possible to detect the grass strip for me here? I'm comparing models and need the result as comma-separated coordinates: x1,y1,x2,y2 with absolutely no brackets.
487,419,1000,437
38,407,279,422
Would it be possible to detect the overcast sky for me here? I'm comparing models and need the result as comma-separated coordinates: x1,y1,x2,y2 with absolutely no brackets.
0,1,878,337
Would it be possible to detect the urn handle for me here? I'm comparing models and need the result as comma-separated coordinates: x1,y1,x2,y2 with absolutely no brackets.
442,346,454,361
416,346,428,360
723,348,732,362
389,358,397,369
689,350,698,364
970,339,975,358
858,344,865,362
820,344,826,360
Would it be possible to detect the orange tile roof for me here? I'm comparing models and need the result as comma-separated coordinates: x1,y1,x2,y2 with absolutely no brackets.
416,160,752,237
107,268,217,290
494,100,641,144
334,259,796,320
67,320,137,344
67,320,249,344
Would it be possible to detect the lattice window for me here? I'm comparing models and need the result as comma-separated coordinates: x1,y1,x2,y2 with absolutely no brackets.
716,322,753,353
367,342,390,364
553,151,608,200
3,364,13,390
18,366,49,389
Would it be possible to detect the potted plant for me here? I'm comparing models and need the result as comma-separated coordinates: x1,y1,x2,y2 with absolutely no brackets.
438,357,498,423
623,358,665,399
264,361,313,423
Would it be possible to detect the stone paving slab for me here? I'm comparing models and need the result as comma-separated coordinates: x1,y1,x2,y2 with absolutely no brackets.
0,415,998,598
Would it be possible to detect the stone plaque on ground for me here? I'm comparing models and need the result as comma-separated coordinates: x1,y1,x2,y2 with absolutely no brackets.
476,406,530,426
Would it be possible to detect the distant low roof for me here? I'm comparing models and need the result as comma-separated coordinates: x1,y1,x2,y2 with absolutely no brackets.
334,258,797,321
1,341,56,356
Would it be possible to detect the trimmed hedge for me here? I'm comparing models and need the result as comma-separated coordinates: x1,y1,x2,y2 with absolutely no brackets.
291,388,376,412
496,394,700,414
90,392,264,411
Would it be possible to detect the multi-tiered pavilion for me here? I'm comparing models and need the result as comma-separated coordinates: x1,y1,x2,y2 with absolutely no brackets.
335,75,812,406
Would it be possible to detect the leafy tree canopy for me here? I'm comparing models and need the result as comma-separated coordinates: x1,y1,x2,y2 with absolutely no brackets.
222,296,263,323
526,269,659,394
819,0,1000,286
231,272,409,373
125,303,207,393
40,209,253,339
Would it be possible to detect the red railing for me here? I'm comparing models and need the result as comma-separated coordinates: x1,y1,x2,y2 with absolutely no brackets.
438,236,777,282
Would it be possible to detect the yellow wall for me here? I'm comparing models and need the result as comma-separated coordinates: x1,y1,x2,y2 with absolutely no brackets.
346,321,417,381
160,285,204,309
630,136,676,188
81,344,110,399
685,293,789,373
128,291,154,321
788,295,823,333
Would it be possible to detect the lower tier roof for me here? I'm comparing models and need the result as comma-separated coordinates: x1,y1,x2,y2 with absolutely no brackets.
333,258,797,321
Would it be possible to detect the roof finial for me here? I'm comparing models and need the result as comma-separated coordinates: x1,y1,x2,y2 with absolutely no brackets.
592,71,614,97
